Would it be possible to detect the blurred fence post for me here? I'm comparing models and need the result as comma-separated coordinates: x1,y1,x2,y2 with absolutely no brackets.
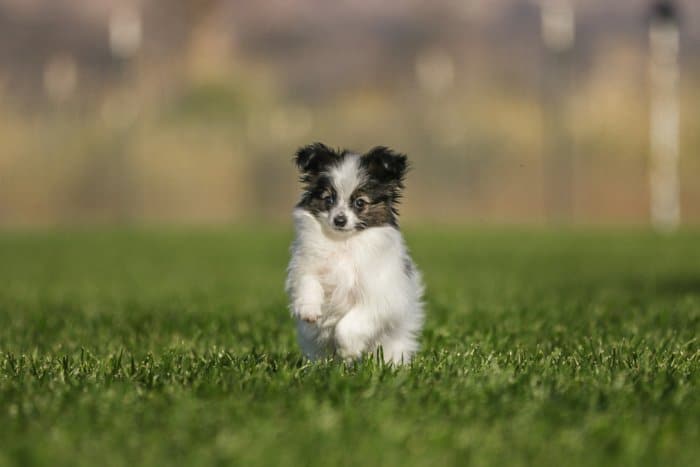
649,1,681,231
540,0,575,224
109,5,142,60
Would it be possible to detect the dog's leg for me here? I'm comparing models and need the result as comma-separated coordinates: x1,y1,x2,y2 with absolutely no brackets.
297,321,332,361
334,308,376,361
291,275,324,324
377,331,418,365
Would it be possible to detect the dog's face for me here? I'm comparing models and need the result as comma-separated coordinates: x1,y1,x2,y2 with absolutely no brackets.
295,143,407,235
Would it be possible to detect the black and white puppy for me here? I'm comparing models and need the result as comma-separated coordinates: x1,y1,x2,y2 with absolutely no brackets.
286,143,424,364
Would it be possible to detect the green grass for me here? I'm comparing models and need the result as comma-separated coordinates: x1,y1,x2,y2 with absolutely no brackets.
1,228,699,467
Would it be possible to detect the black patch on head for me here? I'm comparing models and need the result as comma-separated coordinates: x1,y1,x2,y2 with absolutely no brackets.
294,143,343,213
360,146,408,185
354,146,409,230
298,175,337,214
349,181,397,229
295,143,342,177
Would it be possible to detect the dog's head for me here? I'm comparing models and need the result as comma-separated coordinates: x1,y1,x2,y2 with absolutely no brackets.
294,142,408,235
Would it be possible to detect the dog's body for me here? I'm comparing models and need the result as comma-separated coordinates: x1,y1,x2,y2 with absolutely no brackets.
286,143,424,364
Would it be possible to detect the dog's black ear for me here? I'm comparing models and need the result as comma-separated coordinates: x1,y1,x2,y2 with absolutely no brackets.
294,143,341,174
361,146,408,184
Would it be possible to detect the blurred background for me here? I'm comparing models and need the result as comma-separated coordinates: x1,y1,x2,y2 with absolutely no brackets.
0,0,698,228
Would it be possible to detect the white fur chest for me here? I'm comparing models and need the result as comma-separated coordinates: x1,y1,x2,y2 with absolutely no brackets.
288,209,407,328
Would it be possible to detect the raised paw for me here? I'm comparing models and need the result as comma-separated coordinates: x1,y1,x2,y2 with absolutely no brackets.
294,302,322,324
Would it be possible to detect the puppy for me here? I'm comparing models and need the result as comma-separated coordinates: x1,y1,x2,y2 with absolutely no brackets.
285,143,424,364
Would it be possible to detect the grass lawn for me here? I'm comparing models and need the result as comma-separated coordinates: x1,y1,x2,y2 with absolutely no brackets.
1,228,699,466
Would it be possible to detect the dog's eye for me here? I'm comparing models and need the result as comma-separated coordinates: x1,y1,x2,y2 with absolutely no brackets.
323,195,335,208
353,198,367,210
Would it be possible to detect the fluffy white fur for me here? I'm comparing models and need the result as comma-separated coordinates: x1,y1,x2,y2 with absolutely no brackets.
286,154,424,364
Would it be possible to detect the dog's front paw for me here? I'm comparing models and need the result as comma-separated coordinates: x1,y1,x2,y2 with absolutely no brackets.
335,322,368,361
294,302,322,324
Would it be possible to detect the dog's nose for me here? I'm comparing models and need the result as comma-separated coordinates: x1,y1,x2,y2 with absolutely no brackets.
333,214,347,228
